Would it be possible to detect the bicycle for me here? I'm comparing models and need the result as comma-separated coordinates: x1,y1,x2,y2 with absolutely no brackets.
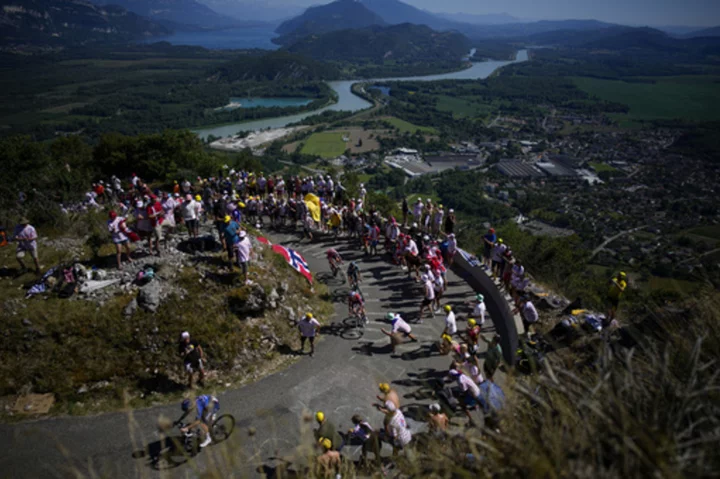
349,277,364,301
173,414,236,456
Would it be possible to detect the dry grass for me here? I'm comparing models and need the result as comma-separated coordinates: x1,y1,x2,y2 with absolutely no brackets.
0,216,333,418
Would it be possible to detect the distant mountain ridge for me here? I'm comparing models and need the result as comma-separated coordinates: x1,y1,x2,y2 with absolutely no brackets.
283,23,471,63
0,0,169,49
275,0,627,44
195,0,304,22
358,0,458,30
436,11,520,25
684,26,720,38
90,0,236,29
274,0,386,45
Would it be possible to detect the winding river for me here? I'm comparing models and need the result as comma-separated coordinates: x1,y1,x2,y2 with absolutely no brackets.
195,50,529,139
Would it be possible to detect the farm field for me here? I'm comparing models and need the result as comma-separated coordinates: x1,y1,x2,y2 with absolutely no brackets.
589,161,619,173
381,116,438,134
300,131,349,158
435,95,492,118
572,76,720,123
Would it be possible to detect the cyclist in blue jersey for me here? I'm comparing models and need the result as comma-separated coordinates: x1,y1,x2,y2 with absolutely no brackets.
347,261,361,288
179,395,220,448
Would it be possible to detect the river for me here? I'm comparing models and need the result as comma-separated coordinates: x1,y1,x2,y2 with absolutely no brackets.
195,49,529,139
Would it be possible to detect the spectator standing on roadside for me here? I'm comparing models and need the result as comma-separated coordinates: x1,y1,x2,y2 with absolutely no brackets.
481,334,503,381
412,198,424,225
181,194,201,240
298,313,320,356
178,331,205,388
376,382,401,412
482,228,497,269
446,233,458,266
161,192,177,240
444,208,456,235
222,215,239,266
428,403,449,435
146,194,164,256
314,411,344,451
491,238,507,278
607,271,627,323
514,296,539,334
433,204,444,236
12,217,40,274
107,211,133,270
382,401,412,455
315,437,341,478
443,305,457,336
418,273,436,322
235,230,252,284
401,197,409,226
472,294,487,326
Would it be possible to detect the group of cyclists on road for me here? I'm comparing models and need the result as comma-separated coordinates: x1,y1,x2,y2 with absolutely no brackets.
84,170,541,474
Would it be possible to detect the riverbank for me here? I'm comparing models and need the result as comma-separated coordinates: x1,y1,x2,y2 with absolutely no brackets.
194,50,529,140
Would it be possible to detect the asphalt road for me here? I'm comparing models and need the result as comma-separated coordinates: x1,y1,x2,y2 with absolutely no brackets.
0,228,497,478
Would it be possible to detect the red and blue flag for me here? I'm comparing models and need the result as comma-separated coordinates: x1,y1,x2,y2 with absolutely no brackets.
271,244,313,284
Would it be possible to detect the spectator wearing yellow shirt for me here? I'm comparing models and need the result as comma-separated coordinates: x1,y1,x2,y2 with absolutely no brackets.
607,271,627,322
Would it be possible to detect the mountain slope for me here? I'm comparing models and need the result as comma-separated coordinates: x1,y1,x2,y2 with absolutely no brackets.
0,0,169,49
196,0,304,22
437,12,520,25
283,23,471,63
684,26,720,38
358,0,457,30
274,0,386,45
91,0,235,28
212,51,341,82
462,19,618,40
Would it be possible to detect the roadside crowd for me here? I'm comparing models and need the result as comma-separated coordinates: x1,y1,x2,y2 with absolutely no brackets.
3,170,630,475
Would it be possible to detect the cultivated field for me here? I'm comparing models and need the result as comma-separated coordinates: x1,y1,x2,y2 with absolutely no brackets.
573,75,720,122
380,116,438,134
300,131,349,158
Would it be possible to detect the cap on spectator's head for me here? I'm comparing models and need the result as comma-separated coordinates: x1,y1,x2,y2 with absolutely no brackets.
379,383,390,393
449,369,461,377
476,294,484,302
429,403,441,413
181,331,190,340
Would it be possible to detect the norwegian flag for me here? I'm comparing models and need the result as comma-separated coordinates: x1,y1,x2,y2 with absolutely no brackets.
272,244,313,284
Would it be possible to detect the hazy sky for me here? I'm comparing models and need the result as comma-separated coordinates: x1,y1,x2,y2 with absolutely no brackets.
272,0,720,27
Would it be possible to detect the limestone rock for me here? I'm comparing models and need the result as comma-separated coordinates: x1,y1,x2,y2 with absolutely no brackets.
138,281,162,313
123,298,138,318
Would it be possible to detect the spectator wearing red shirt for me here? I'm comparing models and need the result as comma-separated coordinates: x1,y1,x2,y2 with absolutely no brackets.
146,195,165,256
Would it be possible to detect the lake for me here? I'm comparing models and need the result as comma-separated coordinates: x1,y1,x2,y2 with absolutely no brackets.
195,49,529,139
144,26,279,50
